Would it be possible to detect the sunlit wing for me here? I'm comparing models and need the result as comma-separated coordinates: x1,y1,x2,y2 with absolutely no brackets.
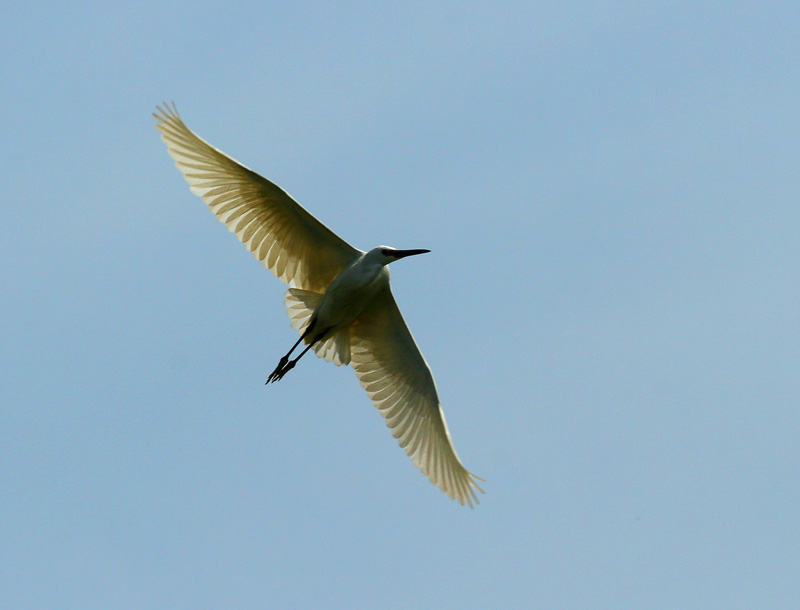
154,103,361,292
350,285,484,506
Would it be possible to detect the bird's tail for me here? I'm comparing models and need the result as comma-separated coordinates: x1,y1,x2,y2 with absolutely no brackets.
284,288,351,366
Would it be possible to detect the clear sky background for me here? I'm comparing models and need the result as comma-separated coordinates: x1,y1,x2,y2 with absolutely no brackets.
2,2,799,608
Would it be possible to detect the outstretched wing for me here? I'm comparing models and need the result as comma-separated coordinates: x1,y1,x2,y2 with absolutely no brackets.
350,285,484,506
154,104,361,293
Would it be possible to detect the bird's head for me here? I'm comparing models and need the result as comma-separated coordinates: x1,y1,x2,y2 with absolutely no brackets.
367,246,431,266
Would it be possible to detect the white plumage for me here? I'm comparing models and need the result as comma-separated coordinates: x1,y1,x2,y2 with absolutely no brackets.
154,104,483,506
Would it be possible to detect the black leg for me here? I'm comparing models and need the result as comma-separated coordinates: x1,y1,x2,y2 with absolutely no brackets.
266,322,322,384
266,342,315,384
266,335,304,384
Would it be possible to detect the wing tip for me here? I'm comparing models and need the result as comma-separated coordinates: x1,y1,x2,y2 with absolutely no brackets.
153,100,180,125
459,473,486,509
431,467,485,508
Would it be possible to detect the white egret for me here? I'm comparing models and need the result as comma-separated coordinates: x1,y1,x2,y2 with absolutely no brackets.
154,104,483,506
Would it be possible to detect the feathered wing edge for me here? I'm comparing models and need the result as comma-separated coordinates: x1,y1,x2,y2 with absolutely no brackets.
349,285,484,506
154,103,361,293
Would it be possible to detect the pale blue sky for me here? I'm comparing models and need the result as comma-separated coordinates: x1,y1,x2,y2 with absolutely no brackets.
2,2,799,608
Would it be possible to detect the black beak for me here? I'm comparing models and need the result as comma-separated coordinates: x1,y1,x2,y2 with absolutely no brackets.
393,248,431,259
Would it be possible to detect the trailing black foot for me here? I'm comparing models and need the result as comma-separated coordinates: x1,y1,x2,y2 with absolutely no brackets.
264,357,297,385
266,356,292,384
265,341,315,384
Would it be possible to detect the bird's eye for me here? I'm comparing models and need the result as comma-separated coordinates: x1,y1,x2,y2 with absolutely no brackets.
381,248,392,256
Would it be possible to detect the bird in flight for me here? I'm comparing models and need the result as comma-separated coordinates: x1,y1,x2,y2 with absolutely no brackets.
154,104,483,506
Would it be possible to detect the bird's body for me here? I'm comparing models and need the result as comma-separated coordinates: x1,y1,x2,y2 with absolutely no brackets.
155,104,483,506
310,248,391,342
